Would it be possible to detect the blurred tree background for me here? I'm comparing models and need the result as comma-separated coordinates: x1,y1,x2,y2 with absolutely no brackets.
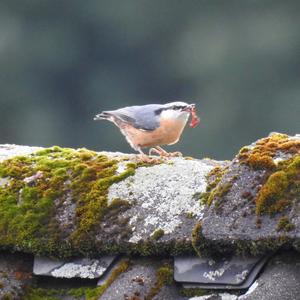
0,0,299,159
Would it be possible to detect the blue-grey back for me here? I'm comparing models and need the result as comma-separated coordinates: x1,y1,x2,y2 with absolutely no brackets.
108,104,163,131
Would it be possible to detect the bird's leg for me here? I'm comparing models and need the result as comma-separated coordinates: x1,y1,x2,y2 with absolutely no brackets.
137,148,149,161
149,147,163,156
149,146,169,157
149,146,182,157
136,148,161,163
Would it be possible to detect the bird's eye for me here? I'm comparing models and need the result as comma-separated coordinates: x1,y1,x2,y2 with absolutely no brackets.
173,105,182,110
173,105,186,111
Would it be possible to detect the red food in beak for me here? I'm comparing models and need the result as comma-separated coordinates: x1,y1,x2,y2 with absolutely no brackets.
189,105,200,128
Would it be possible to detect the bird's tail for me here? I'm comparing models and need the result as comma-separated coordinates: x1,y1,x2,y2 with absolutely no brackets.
93,111,112,121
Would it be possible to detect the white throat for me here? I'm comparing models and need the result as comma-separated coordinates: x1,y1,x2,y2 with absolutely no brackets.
160,109,190,122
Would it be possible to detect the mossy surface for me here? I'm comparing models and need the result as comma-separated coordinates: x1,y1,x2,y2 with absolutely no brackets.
2,293,14,300
179,288,208,297
24,288,61,300
151,229,164,241
0,147,136,258
276,216,295,232
191,222,224,257
238,134,300,215
23,260,130,300
200,165,229,206
24,286,101,300
128,238,194,257
238,133,300,170
197,134,300,256
255,154,300,215
191,222,203,257
145,263,173,300
93,259,130,299
202,135,299,216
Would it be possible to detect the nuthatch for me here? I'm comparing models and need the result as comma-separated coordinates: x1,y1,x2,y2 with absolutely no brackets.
94,101,200,157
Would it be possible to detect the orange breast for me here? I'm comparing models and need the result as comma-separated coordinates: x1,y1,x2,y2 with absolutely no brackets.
121,118,187,148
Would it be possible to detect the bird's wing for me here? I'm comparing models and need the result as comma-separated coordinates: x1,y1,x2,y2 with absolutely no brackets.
111,104,162,131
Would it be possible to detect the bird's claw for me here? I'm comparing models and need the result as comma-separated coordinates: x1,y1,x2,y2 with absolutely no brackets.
168,151,183,157
135,154,163,164
149,148,182,158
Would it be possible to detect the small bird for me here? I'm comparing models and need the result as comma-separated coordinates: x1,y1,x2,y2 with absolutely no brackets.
94,101,200,158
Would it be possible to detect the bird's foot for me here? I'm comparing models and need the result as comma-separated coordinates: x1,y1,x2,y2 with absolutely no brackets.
149,147,182,158
167,151,183,157
135,154,163,164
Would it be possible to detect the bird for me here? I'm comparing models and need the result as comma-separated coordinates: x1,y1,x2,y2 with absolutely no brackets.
94,101,200,158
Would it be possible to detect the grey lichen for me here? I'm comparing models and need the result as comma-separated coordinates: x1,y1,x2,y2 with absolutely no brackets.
108,158,215,243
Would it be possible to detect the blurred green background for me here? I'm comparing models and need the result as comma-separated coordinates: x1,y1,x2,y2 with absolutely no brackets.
0,1,299,160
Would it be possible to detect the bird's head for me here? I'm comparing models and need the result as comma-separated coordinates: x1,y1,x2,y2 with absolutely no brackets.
157,102,200,128
162,101,194,112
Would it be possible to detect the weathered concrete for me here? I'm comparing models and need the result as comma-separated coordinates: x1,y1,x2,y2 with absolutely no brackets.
199,133,300,256
0,251,34,299
0,133,299,299
107,158,216,243
238,251,300,300
0,144,42,162
0,144,221,258
98,258,184,300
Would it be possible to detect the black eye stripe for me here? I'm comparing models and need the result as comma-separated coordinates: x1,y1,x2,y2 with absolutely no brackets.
157,105,187,113
173,105,186,110
155,108,163,115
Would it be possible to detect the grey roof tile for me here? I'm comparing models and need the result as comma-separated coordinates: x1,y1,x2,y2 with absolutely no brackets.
175,254,269,289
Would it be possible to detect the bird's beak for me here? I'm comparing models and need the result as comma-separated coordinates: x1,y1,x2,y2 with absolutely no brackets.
183,104,195,113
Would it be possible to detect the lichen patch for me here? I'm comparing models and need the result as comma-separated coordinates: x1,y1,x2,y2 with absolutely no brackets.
0,144,42,162
51,260,107,279
108,158,214,243
0,177,10,188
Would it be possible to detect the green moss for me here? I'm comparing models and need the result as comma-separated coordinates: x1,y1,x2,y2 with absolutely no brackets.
66,287,86,298
208,181,233,208
200,166,228,206
276,216,295,232
256,171,288,215
127,237,193,257
186,211,195,218
107,198,131,210
151,229,164,240
2,294,14,300
255,154,300,215
191,222,227,257
157,265,173,285
24,287,102,300
184,156,194,160
24,260,129,300
256,217,262,229
146,264,173,300
235,135,300,218
24,288,61,300
238,134,300,170
235,235,292,256
131,240,158,256
191,222,203,257
95,259,130,299
179,288,207,297
171,240,194,256
0,147,136,258
239,146,250,154
68,286,104,300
